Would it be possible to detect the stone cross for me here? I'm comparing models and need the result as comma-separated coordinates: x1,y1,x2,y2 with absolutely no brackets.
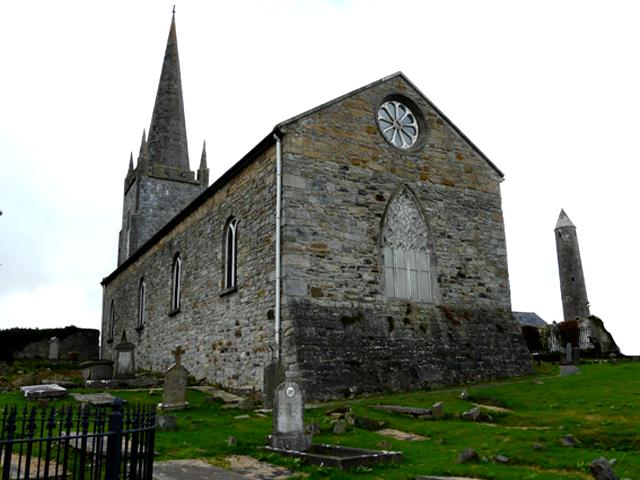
160,346,190,410
172,345,185,366
270,381,312,451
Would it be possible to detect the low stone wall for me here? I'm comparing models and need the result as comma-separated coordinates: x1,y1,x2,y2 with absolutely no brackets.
12,328,99,361
289,299,532,400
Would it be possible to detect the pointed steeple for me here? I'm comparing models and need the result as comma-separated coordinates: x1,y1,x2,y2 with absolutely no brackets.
137,129,149,171
128,152,134,172
197,140,209,187
146,12,190,171
555,209,576,230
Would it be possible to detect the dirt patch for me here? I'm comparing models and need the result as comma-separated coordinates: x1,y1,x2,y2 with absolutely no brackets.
377,428,427,441
227,455,296,480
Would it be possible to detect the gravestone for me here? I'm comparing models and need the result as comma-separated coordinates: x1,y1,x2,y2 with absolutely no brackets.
48,337,60,361
21,384,68,399
270,381,312,451
565,342,573,364
80,360,114,380
159,345,190,410
114,331,135,379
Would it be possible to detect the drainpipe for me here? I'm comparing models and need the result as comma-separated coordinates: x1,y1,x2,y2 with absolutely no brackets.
273,132,282,360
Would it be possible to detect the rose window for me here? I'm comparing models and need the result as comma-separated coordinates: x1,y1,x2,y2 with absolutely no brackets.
377,100,419,149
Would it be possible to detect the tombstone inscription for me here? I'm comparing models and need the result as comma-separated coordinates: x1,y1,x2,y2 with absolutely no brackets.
270,381,312,451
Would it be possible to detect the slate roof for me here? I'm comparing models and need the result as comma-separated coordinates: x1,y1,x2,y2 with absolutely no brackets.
513,312,548,327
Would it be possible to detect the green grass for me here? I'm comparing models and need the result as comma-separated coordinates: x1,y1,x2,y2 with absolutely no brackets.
1,361,639,479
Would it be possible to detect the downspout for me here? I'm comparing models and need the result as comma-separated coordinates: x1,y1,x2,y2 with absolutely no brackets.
273,132,282,360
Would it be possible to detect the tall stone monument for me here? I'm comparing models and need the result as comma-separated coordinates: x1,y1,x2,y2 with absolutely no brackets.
48,337,60,361
270,381,312,451
114,331,136,379
159,345,190,410
555,209,590,321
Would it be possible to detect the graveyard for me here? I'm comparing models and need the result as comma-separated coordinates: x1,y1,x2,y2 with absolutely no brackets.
0,358,638,479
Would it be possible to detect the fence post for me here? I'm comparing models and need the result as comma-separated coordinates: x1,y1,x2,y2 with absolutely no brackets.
1,407,16,480
105,398,124,480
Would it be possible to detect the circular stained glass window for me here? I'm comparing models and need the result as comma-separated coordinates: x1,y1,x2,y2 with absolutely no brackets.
377,100,419,150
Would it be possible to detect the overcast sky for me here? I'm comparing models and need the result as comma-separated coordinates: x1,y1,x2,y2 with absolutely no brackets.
1,0,638,354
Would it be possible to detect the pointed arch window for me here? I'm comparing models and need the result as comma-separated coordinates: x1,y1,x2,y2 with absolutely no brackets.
171,254,182,312
381,187,435,302
224,217,238,290
137,278,146,328
108,300,115,342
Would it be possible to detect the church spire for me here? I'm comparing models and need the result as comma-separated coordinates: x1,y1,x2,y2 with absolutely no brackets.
197,140,209,187
128,152,134,172
146,12,190,171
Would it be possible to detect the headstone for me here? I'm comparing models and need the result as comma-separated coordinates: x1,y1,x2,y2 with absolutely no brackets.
48,337,60,361
432,402,445,419
114,331,135,379
565,342,573,364
159,345,190,410
270,381,312,451
21,384,68,399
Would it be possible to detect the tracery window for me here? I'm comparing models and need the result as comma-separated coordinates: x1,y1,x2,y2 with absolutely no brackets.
381,187,435,302
137,278,145,328
224,218,238,289
171,254,182,312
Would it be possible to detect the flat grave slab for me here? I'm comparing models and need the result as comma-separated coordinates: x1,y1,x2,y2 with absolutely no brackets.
263,443,403,470
374,404,433,417
377,428,426,441
20,384,68,399
71,392,116,406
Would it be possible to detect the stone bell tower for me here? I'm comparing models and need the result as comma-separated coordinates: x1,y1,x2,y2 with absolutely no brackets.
117,12,208,265
555,209,590,321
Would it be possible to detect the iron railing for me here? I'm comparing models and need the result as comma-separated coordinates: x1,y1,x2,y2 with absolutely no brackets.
0,399,155,480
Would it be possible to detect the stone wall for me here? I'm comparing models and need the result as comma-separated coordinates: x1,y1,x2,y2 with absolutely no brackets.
119,174,202,264
103,145,277,390
278,75,531,394
13,329,99,361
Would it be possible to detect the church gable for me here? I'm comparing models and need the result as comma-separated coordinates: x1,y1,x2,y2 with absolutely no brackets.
279,72,503,190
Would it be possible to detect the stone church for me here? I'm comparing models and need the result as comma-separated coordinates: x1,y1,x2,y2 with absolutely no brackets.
101,14,531,399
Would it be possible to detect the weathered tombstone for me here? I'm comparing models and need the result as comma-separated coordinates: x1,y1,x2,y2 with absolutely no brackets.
159,345,190,410
565,342,573,364
48,337,60,361
270,381,312,451
21,384,68,399
114,331,135,379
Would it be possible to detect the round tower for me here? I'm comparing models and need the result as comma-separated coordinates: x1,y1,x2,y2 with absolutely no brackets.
555,209,590,321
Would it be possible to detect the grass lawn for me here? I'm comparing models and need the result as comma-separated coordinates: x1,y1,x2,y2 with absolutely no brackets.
1,361,638,479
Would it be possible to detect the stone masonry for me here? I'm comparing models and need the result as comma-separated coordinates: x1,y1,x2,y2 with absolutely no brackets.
101,15,531,398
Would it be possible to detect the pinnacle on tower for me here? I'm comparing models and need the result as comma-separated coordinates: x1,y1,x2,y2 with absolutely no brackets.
555,209,576,230
198,140,209,187
146,12,190,171
128,152,134,172
137,129,149,171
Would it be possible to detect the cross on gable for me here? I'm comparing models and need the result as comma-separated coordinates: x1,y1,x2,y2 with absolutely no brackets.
172,345,185,365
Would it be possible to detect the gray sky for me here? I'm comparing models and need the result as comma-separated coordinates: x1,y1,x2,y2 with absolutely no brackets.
1,0,638,354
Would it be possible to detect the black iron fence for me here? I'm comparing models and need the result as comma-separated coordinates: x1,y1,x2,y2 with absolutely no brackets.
0,399,155,480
